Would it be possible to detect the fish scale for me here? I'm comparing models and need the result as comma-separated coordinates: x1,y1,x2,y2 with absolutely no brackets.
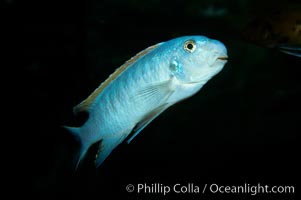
64,35,228,169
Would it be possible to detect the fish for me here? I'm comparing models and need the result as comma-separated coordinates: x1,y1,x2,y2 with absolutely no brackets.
241,6,301,57
64,36,228,169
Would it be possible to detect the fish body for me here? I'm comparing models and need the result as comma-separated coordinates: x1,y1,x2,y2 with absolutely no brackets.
65,36,228,168
242,6,301,57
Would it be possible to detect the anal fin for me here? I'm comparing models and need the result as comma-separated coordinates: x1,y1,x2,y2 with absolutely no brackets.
94,130,131,167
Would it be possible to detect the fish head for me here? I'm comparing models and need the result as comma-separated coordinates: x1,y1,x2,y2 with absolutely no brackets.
167,36,228,84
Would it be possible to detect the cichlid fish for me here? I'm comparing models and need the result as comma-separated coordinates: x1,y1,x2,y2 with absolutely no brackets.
242,6,301,57
65,36,228,169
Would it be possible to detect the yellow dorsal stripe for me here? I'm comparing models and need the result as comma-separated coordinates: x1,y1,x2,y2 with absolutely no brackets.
73,43,160,114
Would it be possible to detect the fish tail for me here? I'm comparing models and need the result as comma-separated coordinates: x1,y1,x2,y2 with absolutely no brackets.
64,126,89,170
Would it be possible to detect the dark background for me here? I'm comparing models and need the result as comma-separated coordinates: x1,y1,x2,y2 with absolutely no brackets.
6,0,299,199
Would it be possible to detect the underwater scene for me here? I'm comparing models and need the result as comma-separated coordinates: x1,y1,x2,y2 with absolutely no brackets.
11,0,300,199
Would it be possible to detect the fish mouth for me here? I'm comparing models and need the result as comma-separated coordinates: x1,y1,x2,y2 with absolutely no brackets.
217,56,228,61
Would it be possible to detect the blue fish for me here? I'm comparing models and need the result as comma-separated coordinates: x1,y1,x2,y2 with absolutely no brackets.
65,36,228,169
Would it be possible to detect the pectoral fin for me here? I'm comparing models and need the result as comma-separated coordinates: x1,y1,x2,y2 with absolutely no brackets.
135,79,174,106
127,79,175,143
127,103,169,143
278,45,301,57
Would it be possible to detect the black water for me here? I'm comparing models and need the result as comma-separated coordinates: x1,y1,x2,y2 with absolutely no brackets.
7,0,299,199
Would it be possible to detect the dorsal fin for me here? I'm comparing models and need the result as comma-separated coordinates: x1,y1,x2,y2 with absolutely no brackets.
73,43,161,114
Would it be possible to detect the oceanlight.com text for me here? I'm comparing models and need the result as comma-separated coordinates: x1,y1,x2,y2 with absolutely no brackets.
208,183,295,195
125,182,295,196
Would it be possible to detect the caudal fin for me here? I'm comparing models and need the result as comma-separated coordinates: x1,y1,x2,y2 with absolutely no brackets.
65,126,123,168
64,126,89,170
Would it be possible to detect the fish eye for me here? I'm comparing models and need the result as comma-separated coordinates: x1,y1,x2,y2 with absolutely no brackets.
184,40,196,53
